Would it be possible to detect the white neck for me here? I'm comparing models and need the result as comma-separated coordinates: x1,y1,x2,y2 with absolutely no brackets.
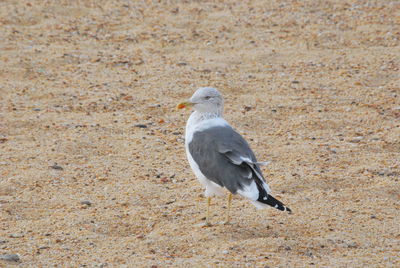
192,110,222,121
185,110,227,144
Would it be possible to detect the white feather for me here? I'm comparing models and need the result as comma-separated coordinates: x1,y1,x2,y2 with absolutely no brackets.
237,181,259,201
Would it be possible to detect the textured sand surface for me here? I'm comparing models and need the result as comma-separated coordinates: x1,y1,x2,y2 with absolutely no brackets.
1,0,399,267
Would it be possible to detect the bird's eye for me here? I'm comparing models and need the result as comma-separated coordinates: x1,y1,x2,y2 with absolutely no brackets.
204,96,212,100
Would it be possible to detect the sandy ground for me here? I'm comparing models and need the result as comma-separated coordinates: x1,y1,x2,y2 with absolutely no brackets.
1,0,399,267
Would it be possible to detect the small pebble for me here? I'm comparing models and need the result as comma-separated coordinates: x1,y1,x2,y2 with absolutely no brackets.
347,242,358,248
50,164,64,170
80,200,92,206
349,136,363,143
134,124,147,128
9,233,24,238
243,106,252,112
0,254,20,262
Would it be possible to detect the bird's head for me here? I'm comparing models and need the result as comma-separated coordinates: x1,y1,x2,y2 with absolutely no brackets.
177,87,224,114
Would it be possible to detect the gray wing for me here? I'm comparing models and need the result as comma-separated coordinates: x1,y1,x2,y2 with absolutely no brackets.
188,125,266,194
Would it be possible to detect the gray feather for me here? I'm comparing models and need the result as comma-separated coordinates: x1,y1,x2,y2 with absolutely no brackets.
188,126,266,194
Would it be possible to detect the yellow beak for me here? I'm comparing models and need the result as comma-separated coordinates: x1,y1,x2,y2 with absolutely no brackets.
176,101,195,109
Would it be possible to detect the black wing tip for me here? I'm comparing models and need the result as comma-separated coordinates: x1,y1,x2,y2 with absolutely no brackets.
285,206,293,214
259,194,292,214
278,204,292,214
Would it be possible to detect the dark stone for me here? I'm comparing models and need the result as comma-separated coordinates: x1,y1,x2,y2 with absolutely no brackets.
50,164,63,170
80,200,92,206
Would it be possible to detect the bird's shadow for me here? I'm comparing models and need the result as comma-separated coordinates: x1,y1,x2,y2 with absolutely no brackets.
195,217,288,241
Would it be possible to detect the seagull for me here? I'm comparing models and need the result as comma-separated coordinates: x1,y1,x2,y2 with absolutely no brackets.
177,87,291,226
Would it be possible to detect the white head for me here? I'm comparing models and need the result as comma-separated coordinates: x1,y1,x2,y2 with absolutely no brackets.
188,87,224,114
